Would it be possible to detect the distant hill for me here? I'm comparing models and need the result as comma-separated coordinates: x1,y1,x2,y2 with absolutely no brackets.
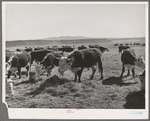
6,36,145,48
6,36,109,47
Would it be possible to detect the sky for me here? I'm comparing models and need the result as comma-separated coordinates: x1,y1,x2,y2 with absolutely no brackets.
3,2,147,41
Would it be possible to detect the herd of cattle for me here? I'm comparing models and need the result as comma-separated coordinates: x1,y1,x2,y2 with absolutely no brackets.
113,43,145,46
5,44,145,93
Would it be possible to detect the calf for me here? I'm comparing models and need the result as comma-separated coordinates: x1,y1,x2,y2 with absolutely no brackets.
40,52,64,76
6,52,31,79
58,48,103,82
120,49,145,79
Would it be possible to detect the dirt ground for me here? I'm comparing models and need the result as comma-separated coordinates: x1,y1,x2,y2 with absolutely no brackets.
5,45,145,109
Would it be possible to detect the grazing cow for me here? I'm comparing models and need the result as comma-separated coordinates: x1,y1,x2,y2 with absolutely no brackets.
40,52,64,76
118,45,130,54
16,49,22,52
97,46,110,53
88,45,110,53
58,46,74,52
58,48,103,82
114,44,119,46
6,52,31,79
30,50,53,65
24,48,32,52
120,49,145,79
139,70,145,90
78,45,87,50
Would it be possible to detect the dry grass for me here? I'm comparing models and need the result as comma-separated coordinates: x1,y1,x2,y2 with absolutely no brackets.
5,44,145,109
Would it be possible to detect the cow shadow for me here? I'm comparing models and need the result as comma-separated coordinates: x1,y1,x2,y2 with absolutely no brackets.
26,75,70,97
102,76,137,86
124,90,145,109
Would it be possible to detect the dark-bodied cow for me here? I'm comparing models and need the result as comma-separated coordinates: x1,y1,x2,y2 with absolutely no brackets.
6,51,31,79
120,49,145,80
78,45,87,50
58,48,103,82
24,48,32,53
40,52,64,76
118,45,130,54
114,44,119,46
30,50,53,66
88,45,110,53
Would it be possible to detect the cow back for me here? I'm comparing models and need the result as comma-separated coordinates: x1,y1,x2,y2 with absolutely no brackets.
121,49,136,65
12,52,31,67
31,50,53,62
68,48,102,68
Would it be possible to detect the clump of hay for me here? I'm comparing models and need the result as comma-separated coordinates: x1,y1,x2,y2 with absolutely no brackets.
63,82,82,93
82,81,97,88
45,86,69,97
27,75,69,96
29,72,43,82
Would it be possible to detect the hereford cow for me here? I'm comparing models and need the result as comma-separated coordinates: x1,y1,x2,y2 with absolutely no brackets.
58,48,103,82
40,52,64,76
6,52,31,79
30,50,53,66
118,45,130,54
120,49,145,80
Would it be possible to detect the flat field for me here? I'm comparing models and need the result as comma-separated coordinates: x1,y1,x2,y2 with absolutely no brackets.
5,38,145,109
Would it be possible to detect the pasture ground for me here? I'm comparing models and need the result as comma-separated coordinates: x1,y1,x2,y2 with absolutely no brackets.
5,45,145,109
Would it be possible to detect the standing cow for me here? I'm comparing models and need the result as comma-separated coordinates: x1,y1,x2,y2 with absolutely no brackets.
40,52,64,76
120,49,145,80
58,48,103,82
6,52,31,79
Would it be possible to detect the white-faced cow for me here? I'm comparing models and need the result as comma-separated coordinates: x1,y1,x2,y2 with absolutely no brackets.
118,45,130,54
40,52,64,76
58,48,103,82
120,49,145,79
6,52,31,79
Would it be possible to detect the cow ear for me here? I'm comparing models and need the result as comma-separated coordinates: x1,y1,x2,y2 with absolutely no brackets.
67,58,71,63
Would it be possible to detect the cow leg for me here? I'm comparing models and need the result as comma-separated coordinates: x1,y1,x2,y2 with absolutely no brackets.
127,68,130,76
26,65,30,77
89,65,96,80
98,60,103,80
47,66,54,77
74,74,78,82
14,71,17,78
47,68,52,77
131,67,135,77
18,67,21,79
7,71,12,79
120,64,125,78
77,68,84,83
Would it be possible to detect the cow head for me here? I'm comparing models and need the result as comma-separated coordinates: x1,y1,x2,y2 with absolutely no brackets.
6,56,18,73
40,54,51,69
103,48,110,53
58,56,74,75
134,56,145,69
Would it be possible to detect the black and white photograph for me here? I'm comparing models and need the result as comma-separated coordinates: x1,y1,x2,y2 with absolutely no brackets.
2,1,149,119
